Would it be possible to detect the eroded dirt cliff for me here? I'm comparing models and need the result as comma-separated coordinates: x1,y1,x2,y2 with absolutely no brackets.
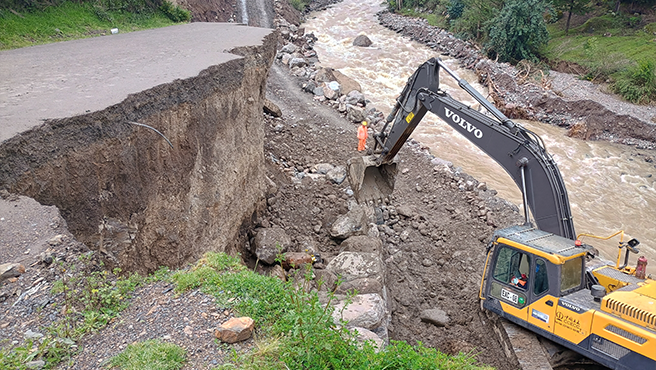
0,30,277,273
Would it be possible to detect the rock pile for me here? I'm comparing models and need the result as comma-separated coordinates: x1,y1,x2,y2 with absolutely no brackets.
273,15,387,134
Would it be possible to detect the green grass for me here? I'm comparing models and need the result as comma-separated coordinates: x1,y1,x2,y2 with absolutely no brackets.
399,8,449,29
174,252,493,370
0,1,178,50
544,33,656,66
543,14,656,103
108,339,186,370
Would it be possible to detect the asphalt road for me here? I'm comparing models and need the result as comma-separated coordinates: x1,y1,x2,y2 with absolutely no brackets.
0,23,272,143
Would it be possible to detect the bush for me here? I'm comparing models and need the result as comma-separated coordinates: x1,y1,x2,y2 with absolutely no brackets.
645,22,656,35
446,0,464,19
487,0,551,63
612,60,656,104
450,0,502,41
289,0,310,12
160,0,190,22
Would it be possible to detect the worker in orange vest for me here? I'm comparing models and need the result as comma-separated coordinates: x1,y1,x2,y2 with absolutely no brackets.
357,121,368,151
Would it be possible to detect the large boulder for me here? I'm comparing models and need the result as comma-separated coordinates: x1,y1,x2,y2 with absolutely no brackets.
252,227,292,264
280,43,297,54
340,235,382,253
332,293,386,330
326,165,347,184
333,70,362,96
330,205,367,239
289,57,307,68
346,105,366,123
353,34,373,47
315,67,337,83
325,252,382,282
344,90,365,106
323,82,340,100
351,326,385,351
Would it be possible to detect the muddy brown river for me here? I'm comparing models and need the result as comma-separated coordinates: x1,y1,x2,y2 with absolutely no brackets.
303,0,656,274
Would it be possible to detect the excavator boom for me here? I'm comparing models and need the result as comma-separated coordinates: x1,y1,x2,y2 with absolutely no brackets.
347,57,576,239
346,57,656,370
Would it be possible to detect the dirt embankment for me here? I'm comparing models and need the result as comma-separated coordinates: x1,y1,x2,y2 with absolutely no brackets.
378,11,656,150
0,32,277,274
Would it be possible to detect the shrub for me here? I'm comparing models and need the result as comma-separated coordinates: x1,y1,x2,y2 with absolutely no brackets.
446,0,464,20
450,0,502,41
644,22,656,35
289,0,310,12
487,0,552,63
612,60,656,104
159,0,190,22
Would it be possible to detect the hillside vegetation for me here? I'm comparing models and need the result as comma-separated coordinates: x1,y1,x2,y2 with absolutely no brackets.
0,0,190,49
390,0,656,104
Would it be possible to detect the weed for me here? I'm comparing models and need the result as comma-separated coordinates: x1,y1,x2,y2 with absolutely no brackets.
174,252,491,370
612,59,656,104
108,339,186,370
159,1,190,23
288,0,310,12
0,254,168,369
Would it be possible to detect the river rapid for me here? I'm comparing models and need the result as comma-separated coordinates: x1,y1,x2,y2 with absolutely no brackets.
302,0,656,274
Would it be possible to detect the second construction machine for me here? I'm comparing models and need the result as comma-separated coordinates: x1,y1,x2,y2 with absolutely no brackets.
347,57,655,370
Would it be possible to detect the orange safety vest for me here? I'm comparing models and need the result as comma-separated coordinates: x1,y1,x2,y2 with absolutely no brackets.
357,125,368,140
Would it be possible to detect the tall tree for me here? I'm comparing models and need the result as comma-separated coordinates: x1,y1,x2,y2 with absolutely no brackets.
487,0,552,63
553,0,591,34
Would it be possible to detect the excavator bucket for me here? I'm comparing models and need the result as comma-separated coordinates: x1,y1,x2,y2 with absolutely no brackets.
346,155,398,203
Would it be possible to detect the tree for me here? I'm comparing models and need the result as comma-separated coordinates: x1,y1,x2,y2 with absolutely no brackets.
553,0,591,34
487,0,552,63
450,0,503,41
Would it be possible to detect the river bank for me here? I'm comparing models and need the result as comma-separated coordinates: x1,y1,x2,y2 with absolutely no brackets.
377,11,656,151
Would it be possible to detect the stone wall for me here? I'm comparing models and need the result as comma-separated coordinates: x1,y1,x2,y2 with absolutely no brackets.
0,36,277,273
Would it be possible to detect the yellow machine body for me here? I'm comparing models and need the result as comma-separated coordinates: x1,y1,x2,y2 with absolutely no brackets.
481,225,656,370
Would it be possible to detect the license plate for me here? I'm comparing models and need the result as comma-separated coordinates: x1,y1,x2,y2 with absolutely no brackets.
501,288,519,304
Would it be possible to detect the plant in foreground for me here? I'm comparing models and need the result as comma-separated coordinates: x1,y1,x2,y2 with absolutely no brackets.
174,252,491,370
108,339,186,370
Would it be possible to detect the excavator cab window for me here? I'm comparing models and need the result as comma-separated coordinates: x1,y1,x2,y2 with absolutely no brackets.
493,246,531,290
534,259,549,296
561,256,584,294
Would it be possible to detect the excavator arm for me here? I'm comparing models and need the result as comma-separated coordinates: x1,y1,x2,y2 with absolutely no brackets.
349,58,576,239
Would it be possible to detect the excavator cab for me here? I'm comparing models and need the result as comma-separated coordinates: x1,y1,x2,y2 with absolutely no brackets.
481,225,588,333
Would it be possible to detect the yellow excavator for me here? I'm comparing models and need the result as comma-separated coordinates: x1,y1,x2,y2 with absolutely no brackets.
347,57,655,370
